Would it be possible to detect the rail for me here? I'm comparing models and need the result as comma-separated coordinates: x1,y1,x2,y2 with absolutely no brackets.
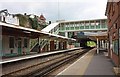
2,48,91,76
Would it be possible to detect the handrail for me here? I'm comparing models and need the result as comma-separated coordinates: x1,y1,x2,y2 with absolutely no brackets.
30,39,38,49
30,39,45,52
30,42,38,52
40,40,48,50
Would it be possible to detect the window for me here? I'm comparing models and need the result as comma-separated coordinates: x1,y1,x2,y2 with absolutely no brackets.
85,26,89,29
96,25,100,29
80,26,84,29
90,26,95,29
24,38,28,48
91,22,95,25
112,3,115,16
113,40,118,55
0,16,1,21
9,37,14,48
85,23,89,26
101,25,106,28
3,16,5,22
113,32,115,38
96,22,99,25
108,16,111,22
114,23,117,29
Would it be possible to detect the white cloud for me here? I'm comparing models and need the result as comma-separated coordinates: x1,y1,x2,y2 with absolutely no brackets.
0,0,108,22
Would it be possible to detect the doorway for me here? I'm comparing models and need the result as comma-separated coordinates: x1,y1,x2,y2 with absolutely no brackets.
18,38,22,55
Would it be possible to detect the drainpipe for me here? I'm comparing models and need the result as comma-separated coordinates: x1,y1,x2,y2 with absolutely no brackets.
118,28,119,68
118,1,120,69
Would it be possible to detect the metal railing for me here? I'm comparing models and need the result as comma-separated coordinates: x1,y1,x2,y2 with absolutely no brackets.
40,39,49,50
30,39,38,51
30,39,49,52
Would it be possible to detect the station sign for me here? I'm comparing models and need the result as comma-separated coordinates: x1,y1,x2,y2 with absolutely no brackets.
77,32,86,38
79,32,84,35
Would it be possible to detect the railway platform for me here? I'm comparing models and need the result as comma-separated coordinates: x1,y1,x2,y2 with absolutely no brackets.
57,48,116,76
1,47,81,64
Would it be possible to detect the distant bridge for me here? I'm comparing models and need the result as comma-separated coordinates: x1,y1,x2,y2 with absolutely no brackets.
42,19,107,39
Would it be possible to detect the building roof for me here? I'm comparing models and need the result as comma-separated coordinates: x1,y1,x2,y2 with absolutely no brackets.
59,18,107,24
41,22,59,32
105,0,120,16
40,14,46,20
105,1,110,16
84,32,107,36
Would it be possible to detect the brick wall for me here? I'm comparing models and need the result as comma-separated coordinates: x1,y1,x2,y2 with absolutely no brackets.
106,2,120,66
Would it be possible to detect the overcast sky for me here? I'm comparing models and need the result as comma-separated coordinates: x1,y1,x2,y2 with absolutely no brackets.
0,0,107,22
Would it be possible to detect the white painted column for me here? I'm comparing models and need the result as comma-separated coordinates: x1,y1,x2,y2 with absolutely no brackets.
65,32,68,48
101,40,103,48
97,38,99,54
65,32,68,37
102,40,104,48
56,41,59,50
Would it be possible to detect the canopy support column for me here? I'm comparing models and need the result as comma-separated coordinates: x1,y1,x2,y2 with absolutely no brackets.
97,38,99,54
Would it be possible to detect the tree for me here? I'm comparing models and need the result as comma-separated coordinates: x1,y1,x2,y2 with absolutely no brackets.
28,16,39,29
15,14,28,27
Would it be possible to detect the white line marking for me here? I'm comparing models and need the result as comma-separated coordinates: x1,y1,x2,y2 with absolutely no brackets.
56,50,91,76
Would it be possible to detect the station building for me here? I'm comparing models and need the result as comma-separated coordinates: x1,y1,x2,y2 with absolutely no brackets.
1,22,75,57
105,1,120,66
0,10,76,57
2,23,31,56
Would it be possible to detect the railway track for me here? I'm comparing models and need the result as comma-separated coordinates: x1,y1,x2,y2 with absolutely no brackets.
31,49,90,77
2,48,91,77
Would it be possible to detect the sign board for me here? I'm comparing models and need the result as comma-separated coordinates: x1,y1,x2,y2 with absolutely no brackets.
77,32,86,38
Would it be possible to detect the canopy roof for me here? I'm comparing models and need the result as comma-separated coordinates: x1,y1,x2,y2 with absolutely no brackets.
1,22,76,41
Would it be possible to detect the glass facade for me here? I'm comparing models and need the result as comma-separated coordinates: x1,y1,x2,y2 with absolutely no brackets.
90,25,95,29
59,19,107,32
96,25,100,29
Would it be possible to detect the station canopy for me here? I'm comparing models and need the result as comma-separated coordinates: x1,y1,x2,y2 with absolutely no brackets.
1,22,76,41
84,32,108,40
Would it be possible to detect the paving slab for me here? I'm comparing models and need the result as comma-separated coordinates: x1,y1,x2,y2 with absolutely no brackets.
84,52,115,75
57,48,96,75
57,48,116,77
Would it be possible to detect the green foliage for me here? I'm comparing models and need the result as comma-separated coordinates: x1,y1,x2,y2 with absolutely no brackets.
15,14,48,30
30,39,38,49
33,17,39,29
28,18,38,29
15,14,28,27
39,24,47,30
43,24,47,29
